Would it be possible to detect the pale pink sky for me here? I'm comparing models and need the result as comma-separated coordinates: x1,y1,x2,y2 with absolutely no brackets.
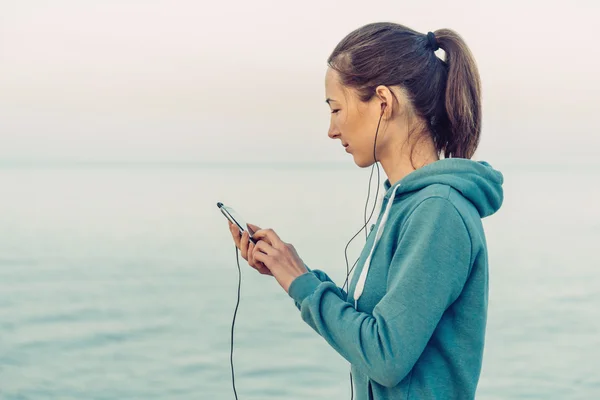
0,0,597,164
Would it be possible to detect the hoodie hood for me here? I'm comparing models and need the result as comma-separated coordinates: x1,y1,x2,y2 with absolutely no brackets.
383,159,504,218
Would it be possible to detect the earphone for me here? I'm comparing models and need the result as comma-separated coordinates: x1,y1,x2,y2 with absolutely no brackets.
341,101,386,400
342,101,386,288
227,101,387,400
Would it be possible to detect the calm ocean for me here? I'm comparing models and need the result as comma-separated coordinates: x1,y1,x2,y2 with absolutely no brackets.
1,162,598,399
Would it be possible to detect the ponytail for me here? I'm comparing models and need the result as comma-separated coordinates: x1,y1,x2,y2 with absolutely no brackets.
435,29,482,159
328,23,483,160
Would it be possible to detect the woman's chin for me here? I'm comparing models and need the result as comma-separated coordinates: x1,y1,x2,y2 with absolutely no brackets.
353,154,374,168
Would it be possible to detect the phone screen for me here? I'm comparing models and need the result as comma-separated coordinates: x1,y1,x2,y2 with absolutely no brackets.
218,202,256,243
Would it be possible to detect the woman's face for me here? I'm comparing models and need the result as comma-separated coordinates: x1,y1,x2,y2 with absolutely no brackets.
325,68,388,168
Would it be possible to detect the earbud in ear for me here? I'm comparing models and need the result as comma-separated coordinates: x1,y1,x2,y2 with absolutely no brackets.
380,102,387,116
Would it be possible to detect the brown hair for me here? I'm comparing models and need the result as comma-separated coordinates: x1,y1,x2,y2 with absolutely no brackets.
327,22,481,160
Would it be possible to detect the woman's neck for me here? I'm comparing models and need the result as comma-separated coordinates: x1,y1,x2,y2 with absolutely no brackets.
379,135,440,186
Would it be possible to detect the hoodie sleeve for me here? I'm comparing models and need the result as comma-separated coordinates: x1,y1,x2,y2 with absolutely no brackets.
294,265,348,311
287,197,472,388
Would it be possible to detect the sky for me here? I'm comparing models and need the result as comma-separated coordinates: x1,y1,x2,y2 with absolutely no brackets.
0,0,598,165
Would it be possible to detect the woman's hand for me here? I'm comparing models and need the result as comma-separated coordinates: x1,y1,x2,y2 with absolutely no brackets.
250,228,309,293
228,220,272,276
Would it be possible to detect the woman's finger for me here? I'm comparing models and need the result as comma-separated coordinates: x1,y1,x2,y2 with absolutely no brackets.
229,221,241,248
256,265,273,275
245,243,270,275
253,249,270,266
253,239,274,256
247,241,256,267
247,223,261,236
240,230,250,260
252,228,282,248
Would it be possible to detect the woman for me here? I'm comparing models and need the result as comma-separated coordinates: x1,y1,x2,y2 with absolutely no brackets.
228,22,503,400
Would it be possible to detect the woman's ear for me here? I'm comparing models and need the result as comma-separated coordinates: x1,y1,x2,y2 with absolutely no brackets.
380,102,387,116
376,85,412,120
375,85,395,118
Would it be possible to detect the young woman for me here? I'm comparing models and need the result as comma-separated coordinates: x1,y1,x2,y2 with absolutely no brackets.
228,22,504,400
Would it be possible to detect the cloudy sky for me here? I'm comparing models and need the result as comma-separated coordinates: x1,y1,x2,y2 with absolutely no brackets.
0,0,597,165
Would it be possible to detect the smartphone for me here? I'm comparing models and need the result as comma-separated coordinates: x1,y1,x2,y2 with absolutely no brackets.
217,202,257,244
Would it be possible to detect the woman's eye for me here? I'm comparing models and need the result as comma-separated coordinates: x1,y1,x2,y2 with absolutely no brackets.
331,109,340,114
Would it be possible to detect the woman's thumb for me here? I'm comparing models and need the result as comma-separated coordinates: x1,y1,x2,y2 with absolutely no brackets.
247,223,261,235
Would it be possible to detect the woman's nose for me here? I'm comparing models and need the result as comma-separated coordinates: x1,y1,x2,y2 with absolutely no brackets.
328,124,340,140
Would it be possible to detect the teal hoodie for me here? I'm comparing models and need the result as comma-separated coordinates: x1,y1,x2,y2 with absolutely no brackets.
288,158,504,400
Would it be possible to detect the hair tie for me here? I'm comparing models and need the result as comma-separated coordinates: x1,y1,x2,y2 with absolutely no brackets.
426,31,439,51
